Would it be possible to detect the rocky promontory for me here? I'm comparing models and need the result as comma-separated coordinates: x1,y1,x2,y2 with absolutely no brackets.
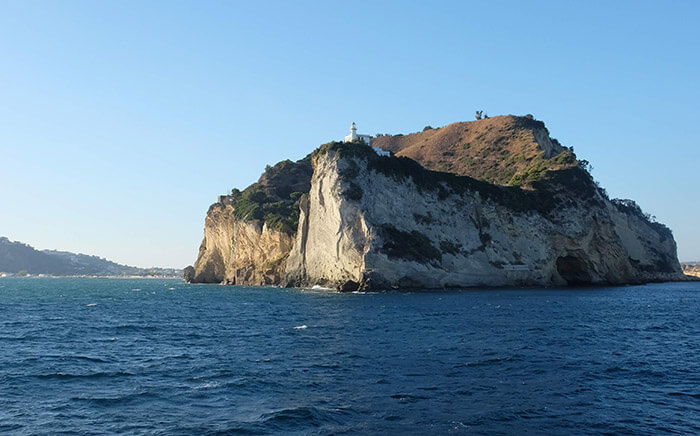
187,115,686,290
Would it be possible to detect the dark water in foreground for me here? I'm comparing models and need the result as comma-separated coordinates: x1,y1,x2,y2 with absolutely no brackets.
0,279,699,435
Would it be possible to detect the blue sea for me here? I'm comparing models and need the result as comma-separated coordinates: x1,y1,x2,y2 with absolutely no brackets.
0,278,698,435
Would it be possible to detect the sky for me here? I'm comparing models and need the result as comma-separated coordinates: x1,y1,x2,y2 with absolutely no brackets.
1,1,698,267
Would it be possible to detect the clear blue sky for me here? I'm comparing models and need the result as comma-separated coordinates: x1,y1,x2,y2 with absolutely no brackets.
1,1,698,267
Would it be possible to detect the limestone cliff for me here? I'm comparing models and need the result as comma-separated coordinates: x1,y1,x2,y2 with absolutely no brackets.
189,116,686,289
283,143,684,290
191,203,294,285
188,157,311,285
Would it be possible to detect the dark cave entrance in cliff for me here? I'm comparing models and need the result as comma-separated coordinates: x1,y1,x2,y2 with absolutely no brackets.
556,255,592,285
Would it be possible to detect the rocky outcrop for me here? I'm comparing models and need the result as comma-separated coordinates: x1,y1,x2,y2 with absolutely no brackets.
283,143,684,290
190,116,686,289
183,265,195,283
189,156,312,285
191,203,294,285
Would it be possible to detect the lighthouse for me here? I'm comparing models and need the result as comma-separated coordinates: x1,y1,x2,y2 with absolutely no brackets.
344,122,371,145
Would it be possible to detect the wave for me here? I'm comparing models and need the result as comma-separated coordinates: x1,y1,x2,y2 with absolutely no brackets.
32,354,108,363
462,354,523,367
257,406,348,430
668,391,700,399
390,393,430,403
70,391,157,406
37,371,134,380
310,285,334,291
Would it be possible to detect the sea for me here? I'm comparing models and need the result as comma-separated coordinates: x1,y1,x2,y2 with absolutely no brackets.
0,278,698,435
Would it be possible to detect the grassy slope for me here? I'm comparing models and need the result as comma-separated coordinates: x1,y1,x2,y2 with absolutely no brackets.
372,115,577,187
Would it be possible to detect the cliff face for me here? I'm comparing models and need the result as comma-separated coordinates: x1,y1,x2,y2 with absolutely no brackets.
189,156,311,285
192,203,294,285
283,144,683,290
189,116,685,289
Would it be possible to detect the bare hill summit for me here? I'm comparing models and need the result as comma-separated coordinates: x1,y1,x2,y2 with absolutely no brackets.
372,115,575,186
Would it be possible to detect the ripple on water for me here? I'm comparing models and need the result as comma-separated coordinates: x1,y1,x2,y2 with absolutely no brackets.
36,371,135,380
0,279,698,435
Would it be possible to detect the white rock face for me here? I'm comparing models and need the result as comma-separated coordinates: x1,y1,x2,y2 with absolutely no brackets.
284,146,683,290
285,161,368,289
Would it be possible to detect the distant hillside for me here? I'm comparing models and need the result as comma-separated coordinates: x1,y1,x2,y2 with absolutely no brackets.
371,115,577,186
0,237,180,277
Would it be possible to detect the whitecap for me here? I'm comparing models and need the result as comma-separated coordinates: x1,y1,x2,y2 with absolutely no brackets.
310,285,333,291
193,381,221,390
294,325,308,330
168,287,175,290
86,303,97,307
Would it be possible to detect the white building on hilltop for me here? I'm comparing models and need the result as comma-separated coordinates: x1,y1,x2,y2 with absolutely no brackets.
344,122,371,145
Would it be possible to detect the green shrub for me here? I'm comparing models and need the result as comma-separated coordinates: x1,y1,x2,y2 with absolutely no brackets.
413,213,433,225
228,158,312,235
343,183,363,201
340,160,360,179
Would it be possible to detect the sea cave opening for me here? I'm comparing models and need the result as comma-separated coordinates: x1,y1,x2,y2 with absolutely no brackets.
556,255,592,285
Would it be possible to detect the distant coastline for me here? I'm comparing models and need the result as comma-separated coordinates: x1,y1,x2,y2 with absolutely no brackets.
0,274,181,279
0,237,181,278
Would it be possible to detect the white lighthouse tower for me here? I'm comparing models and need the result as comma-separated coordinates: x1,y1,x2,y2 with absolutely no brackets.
344,122,371,145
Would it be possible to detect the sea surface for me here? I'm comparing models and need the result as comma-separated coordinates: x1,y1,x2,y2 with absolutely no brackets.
0,278,699,435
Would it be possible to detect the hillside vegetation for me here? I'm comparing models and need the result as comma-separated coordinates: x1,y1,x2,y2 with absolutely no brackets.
372,115,578,186
223,156,313,234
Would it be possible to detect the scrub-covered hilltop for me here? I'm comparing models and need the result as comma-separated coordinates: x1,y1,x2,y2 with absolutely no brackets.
187,115,685,290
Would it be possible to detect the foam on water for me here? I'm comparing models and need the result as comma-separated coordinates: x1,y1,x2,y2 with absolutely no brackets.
310,285,333,291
